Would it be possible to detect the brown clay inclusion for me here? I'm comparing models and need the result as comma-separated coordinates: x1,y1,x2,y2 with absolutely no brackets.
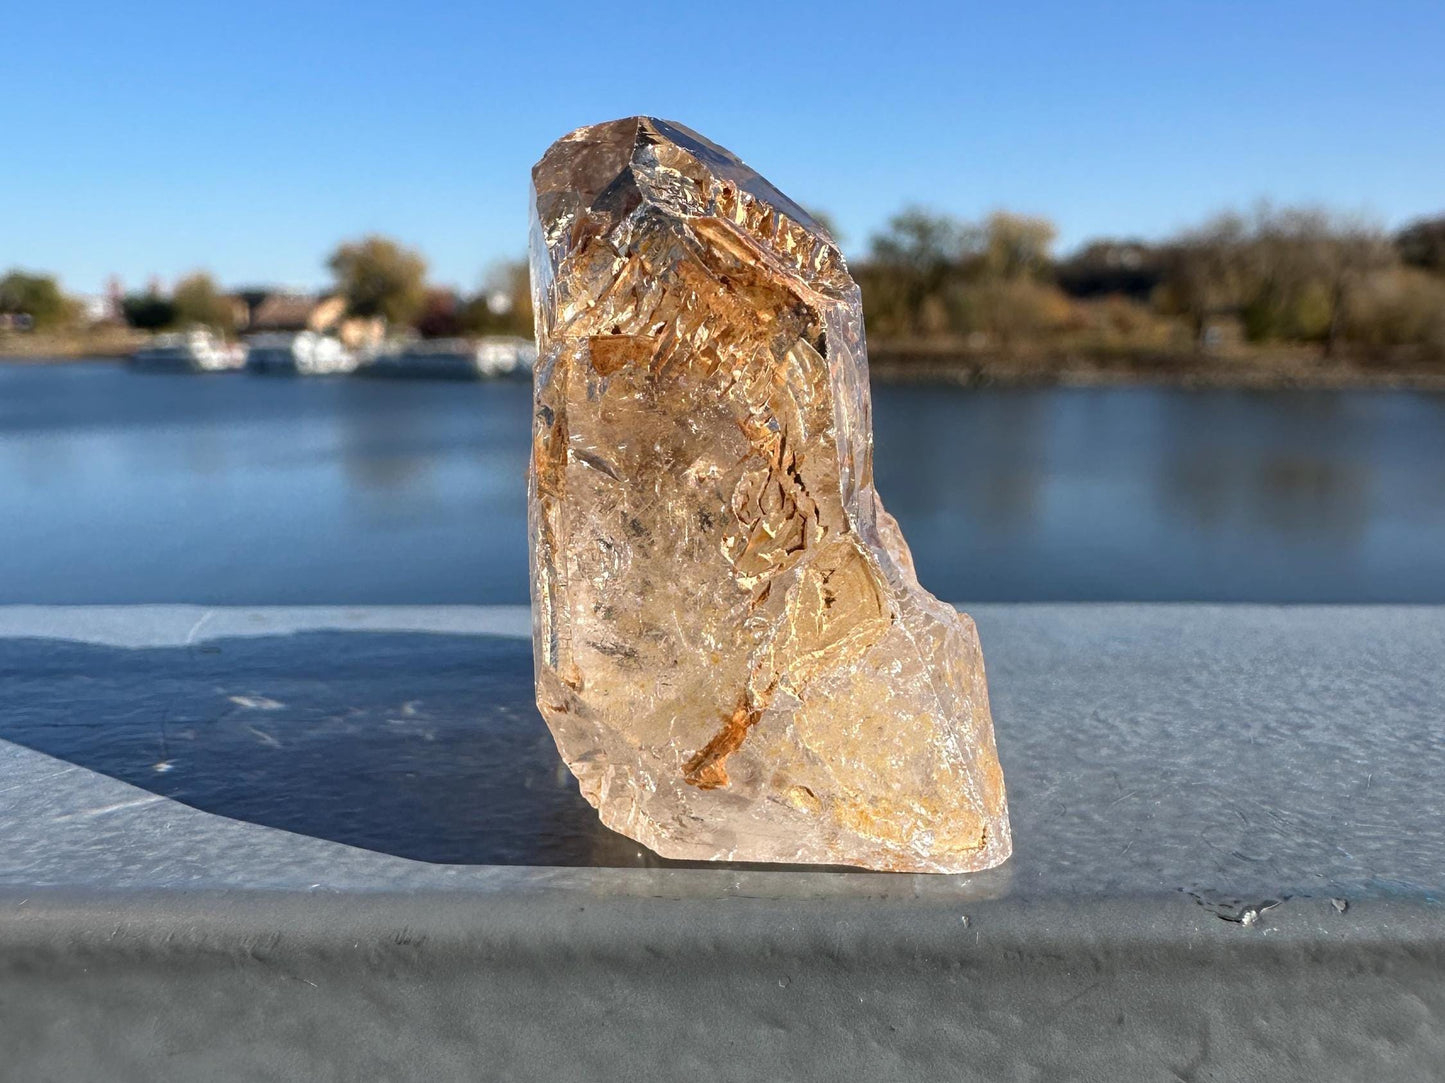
528,117,1010,872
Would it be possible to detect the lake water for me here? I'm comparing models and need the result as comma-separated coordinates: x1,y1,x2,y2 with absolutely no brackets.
3,361,1444,604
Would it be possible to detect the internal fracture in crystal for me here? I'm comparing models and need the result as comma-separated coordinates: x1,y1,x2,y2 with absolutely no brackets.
528,117,1011,872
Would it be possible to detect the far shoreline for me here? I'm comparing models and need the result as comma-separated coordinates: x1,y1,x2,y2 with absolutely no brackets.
867,347,1445,391
4,339,1444,391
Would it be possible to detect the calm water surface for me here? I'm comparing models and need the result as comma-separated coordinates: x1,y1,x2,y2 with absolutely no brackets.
3,361,1444,604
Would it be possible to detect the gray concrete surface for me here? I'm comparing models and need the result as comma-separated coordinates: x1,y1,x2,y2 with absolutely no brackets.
1,605,1442,1080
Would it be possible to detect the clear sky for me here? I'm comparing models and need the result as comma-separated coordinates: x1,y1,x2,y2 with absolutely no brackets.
5,0,1443,295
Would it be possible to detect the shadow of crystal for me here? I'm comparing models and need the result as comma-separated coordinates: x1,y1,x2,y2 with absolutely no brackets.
0,627,1010,894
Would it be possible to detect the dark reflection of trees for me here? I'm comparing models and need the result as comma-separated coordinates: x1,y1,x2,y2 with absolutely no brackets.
1169,456,1370,540
872,383,1421,601
1157,391,1372,546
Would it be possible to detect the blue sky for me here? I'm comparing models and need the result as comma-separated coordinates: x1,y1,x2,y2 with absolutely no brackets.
5,0,1443,294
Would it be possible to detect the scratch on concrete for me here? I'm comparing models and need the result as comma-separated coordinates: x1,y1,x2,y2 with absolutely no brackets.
0,766,80,796
52,794,165,822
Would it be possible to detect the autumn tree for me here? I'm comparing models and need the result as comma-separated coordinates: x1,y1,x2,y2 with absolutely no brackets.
1315,219,1393,358
1154,213,1252,351
0,270,77,331
1341,268,1445,359
863,207,969,336
458,260,533,338
861,207,1066,344
326,235,428,327
977,211,1057,280
1227,208,1391,354
171,271,237,333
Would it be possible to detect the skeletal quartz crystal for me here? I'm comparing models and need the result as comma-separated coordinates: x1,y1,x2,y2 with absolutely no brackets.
528,118,1010,872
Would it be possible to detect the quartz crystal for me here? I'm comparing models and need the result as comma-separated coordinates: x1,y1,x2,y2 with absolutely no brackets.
528,118,1011,872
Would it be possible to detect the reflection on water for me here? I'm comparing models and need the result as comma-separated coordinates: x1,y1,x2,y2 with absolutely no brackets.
872,384,1445,602
2,363,1444,603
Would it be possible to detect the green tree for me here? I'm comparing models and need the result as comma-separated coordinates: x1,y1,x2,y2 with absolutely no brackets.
0,270,78,331
171,271,237,333
326,235,428,327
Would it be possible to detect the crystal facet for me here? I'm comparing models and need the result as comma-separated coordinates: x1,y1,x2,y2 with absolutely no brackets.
528,118,1011,872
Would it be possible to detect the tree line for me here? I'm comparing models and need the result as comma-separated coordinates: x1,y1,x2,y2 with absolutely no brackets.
0,236,533,340
856,207,1445,362
4,210,1445,362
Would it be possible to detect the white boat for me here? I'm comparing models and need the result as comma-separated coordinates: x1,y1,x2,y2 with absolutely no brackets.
130,330,247,373
360,336,536,380
245,331,356,376
475,335,538,378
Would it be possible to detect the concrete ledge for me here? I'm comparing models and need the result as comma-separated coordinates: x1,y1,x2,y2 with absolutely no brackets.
4,888,1442,1081
1,605,1442,1079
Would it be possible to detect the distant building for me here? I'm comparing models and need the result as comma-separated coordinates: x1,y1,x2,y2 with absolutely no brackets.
234,289,383,349
237,290,336,332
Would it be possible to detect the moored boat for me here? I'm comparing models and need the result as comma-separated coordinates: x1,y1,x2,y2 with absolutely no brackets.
245,331,356,376
359,336,536,380
475,335,538,378
129,330,246,373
